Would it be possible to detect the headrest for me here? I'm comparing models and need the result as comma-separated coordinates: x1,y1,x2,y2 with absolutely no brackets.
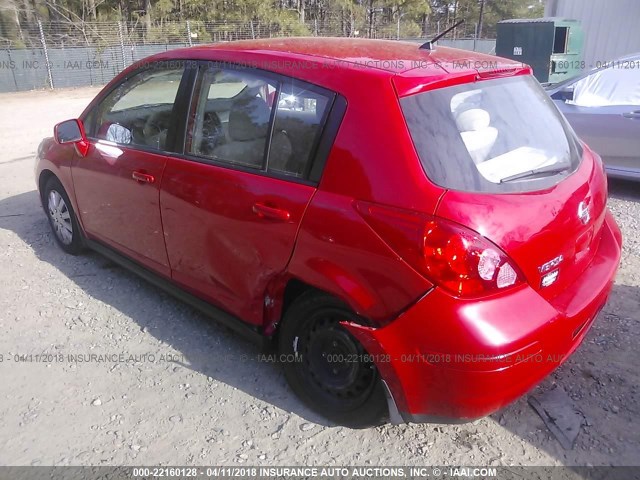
455,108,490,132
228,97,271,141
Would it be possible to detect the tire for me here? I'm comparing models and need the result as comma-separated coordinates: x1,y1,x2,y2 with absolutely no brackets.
43,176,84,255
278,291,388,428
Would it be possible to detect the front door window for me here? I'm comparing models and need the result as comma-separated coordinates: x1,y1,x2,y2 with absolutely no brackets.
87,65,185,151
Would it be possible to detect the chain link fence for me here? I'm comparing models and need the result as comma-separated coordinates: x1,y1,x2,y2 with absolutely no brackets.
0,18,495,93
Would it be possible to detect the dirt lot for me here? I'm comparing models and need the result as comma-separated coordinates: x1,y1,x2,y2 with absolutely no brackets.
0,87,638,467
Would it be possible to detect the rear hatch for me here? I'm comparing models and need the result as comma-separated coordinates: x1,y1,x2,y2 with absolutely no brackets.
435,156,607,302
399,73,608,302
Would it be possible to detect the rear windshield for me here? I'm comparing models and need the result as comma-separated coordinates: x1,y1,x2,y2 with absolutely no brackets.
400,75,583,193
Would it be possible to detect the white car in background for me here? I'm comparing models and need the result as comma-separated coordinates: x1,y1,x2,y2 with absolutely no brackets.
545,53,640,181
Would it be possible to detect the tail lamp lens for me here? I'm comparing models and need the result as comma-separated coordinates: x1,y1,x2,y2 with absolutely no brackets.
497,263,518,288
478,248,501,280
422,219,520,296
356,202,522,297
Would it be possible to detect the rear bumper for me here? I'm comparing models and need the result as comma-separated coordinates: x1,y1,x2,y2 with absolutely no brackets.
344,212,622,423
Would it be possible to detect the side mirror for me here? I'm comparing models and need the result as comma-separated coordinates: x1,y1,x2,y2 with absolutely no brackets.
54,119,89,156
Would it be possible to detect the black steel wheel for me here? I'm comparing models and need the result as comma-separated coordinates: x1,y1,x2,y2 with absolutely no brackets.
279,291,387,428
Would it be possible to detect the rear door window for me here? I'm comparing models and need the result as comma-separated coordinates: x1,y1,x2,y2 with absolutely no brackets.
268,79,332,178
400,75,583,193
186,66,278,169
186,63,334,181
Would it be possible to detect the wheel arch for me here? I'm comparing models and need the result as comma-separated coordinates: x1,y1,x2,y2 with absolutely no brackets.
264,274,374,341
38,169,56,206
38,167,88,241
264,276,322,338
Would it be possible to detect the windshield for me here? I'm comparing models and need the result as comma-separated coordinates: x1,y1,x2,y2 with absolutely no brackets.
400,75,583,193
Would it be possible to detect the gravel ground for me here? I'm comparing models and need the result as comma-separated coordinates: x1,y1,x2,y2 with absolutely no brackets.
0,87,638,467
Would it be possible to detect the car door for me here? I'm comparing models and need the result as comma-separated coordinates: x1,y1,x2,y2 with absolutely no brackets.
553,62,640,177
73,63,190,277
160,63,335,324
556,103,640,176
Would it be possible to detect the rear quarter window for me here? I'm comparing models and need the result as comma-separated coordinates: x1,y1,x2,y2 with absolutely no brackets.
400,75,583,193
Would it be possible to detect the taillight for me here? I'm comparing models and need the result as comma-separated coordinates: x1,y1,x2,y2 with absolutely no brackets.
421,218,521,296
355,202,523,297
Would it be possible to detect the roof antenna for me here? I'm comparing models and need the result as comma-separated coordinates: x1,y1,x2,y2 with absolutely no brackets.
420,19,464,50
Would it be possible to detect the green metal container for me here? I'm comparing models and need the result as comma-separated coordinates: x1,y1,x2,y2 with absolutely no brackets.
496,18,584,84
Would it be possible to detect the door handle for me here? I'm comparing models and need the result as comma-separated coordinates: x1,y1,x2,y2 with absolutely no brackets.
622,110,640,120
252,203,291,221
132,171,155,184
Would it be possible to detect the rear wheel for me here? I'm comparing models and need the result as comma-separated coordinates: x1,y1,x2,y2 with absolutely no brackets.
43,177,83,255
278,291,388,428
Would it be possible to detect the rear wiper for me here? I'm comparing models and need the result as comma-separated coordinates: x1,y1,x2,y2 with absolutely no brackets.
499,164,569,183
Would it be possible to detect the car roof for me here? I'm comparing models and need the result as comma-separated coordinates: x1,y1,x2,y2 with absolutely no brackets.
162,37,523,77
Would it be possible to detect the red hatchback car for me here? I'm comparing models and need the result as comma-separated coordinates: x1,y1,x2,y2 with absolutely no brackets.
36,38,622,427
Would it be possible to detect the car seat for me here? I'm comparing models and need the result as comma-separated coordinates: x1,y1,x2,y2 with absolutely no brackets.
198,111,224,156
455,108,498,165
212,96,292,169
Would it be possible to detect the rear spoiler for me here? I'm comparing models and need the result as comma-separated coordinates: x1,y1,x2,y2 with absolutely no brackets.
394,65,532,98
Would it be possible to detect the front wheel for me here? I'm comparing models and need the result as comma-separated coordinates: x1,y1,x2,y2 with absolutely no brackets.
278,291,388,428
43,176,84,255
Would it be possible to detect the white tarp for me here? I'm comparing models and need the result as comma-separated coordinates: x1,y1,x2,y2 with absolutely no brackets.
570,65,640,107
